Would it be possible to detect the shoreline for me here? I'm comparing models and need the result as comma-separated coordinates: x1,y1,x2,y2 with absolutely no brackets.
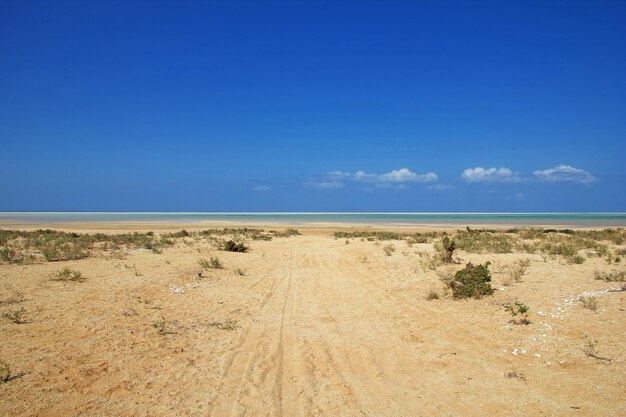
0,220,624,234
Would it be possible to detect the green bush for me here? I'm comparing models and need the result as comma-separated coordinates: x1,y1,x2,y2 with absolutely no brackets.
51,267,83,282
221,240,248,253
449,262,494,299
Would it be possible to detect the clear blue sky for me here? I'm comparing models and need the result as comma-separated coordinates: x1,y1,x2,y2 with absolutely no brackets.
1,0,625,212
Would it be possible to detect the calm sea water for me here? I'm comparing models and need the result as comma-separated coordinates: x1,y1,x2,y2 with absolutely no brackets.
0,212,625,227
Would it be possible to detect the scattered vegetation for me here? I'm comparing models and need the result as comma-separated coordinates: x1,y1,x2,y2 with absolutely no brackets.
51,267,83,282
448,262,494,299
234,268,246,276
0,227,302,264
332,230,439,242
0,229,177,263
504,301,530,325
273,228,301,237
2,307,27,324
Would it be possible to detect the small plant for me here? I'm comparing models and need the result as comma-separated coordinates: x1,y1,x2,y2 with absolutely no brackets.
0,361,10,383
0,286,24,306
426,290,440,300
209,256,223,269
2,307,26,324
580,296,599,312
448,262,494,299
441,236,456,263
152,316,176,335
504,369,526,383
567,254,585,264
198,258,210,269
581,335,611,361
594,270,625,282
51,267,83,282
383,244,396,256
234,268,246,276
222,240,248,253
507,258,530,283
504,301,530,325
219,319,237,331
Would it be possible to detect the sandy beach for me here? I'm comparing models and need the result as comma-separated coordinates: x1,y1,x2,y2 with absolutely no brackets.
0,223,624,416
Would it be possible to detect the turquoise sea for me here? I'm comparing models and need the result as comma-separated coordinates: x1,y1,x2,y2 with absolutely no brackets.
0,212,625,227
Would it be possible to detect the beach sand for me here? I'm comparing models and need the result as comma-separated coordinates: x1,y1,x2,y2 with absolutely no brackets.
1,224,624,416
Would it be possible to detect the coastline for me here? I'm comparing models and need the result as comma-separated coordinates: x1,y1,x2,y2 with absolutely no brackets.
1,212,625,230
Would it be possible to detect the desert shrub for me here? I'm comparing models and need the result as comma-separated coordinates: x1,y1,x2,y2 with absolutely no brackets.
594,270,625,282
198,259,211,269
507,258,530,283
581,335,611,361
567,254,585,264
426,290,440,300
1,307,26,324
0,361,10,383
51,267,83,282
222,240,248,253
580,296,599,312
209,256,223,269
234,268,246,276
441,237,456,263
504,301,530,325
215,319,237,331
448,262,494,299
383,244,396,256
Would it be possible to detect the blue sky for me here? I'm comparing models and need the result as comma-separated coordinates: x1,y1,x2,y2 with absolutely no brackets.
1,0,625,212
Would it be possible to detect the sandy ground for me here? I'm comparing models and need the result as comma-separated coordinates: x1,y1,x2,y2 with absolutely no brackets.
1,225,625,416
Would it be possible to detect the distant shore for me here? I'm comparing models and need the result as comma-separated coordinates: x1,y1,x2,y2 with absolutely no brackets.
1,212,625,229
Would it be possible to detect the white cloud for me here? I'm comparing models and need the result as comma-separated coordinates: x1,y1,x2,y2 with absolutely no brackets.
306,167,437,190
350,168,437,183
532,164,597,184
461,167,521,183
253,185,271,192
305,181,345,189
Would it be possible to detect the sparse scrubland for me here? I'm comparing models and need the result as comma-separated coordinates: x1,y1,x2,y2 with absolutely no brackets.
1,225,624,416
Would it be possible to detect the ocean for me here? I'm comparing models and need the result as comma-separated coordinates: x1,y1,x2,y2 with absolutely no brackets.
0,212,625,227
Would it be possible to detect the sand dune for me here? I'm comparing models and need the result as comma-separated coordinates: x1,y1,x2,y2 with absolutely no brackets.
1,228,625,416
